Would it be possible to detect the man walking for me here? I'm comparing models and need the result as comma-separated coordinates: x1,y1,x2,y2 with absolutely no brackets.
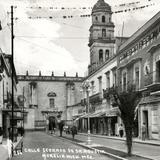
59,121,64,137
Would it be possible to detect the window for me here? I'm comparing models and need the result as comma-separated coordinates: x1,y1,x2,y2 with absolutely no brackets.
95,16,98,21
105,50,109,60
156,60,160,82
102,16,105,23
99,49,103,62
135,67,140,90
49,98,55,108
98,76,102,93
122,72,127,91
102,29,106,37
91,81,95,95
105,72,110,88
113,72,117,87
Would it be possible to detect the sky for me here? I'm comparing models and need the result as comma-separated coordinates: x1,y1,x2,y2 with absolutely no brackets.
0,0,160,77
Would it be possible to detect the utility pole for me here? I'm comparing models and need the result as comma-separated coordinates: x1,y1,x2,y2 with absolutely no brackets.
11,5,14,157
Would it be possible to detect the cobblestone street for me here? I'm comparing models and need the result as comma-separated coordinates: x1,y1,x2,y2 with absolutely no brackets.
11,132,113,160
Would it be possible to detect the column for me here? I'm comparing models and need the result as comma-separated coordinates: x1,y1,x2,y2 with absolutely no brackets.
108,118,111,136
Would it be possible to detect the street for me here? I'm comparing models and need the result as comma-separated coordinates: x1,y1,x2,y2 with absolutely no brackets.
63,133,160,160
11,131,113,160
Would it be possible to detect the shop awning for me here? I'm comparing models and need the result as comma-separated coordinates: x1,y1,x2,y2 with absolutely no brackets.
89,111,106,118
11,116,23,120
77,112,93,119
105,108,119,117
77,111,106,119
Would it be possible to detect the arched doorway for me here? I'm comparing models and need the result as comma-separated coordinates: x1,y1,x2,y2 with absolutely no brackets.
48,116,56,134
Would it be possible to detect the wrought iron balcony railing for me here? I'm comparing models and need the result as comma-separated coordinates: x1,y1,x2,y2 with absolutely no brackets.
144,71,160,86
89,92,103,104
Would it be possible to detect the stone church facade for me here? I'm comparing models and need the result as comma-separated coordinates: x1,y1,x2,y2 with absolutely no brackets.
16,72,83,130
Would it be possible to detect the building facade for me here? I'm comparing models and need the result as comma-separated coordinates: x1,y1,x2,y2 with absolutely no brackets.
79,0,128,136
79,0,160,140
118,11,160,139
16,72,83,130
0,50,20,139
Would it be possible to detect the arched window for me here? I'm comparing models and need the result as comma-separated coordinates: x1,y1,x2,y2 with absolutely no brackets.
102,16,105,23
102,29,106,37
95,16,98,21
99,49,103,62
105,50,109,60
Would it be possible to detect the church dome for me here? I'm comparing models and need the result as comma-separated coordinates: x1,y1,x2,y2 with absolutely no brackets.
92,0,111,14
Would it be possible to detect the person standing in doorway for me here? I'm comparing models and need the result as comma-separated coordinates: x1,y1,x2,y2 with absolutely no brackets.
142,122,147,141
118,124,124,138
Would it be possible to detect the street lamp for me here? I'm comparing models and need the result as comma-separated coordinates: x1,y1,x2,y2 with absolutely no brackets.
81,80,91,145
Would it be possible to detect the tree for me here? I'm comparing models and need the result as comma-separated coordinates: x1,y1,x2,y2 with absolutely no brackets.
108,85,141,156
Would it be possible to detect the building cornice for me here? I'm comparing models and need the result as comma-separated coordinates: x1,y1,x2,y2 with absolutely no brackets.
119,11,160,53
85,55,117,80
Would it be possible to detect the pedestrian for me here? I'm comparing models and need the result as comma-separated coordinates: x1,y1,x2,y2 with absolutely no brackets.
118,124,124,138
142,122,147,141
59,121,64,137
71,123,77,139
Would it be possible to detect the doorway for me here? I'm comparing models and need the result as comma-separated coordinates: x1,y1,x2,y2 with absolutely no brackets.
48,116,56,132
143,110,149,138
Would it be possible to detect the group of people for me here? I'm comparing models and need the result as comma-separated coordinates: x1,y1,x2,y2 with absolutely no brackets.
46,118,77,139
46,119,147,141
58,121,77,139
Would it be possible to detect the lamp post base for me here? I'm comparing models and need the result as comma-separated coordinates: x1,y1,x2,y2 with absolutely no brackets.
86,130,91,145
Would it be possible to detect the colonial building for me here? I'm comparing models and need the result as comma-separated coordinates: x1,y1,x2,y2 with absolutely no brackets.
79,0,128,136
16,72,83,130
118,11,160,139
0,50,20,139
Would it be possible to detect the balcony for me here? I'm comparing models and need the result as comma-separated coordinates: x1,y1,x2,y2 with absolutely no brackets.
4,92,12,104
103,88,110,99
144,71,160,93
81,98,87,106
89,92,102,104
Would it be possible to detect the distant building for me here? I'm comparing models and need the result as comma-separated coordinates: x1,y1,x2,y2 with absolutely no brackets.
16,72,83,130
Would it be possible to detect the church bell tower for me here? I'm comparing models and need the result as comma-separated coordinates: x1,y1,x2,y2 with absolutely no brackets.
88,0,115,74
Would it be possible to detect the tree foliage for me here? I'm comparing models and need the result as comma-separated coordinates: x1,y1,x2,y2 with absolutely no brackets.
108,85,141,156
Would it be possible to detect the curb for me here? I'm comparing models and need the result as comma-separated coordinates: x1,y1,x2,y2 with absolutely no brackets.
78,133,154,160
78,133,160,147
50,133,155,160
50,134,128,160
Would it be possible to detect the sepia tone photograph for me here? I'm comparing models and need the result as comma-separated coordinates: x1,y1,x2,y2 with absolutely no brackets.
0,0,160,159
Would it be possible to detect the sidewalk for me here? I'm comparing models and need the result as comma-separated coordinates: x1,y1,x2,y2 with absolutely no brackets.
0,136,23,160
79,133,160,146
57,132,160,160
